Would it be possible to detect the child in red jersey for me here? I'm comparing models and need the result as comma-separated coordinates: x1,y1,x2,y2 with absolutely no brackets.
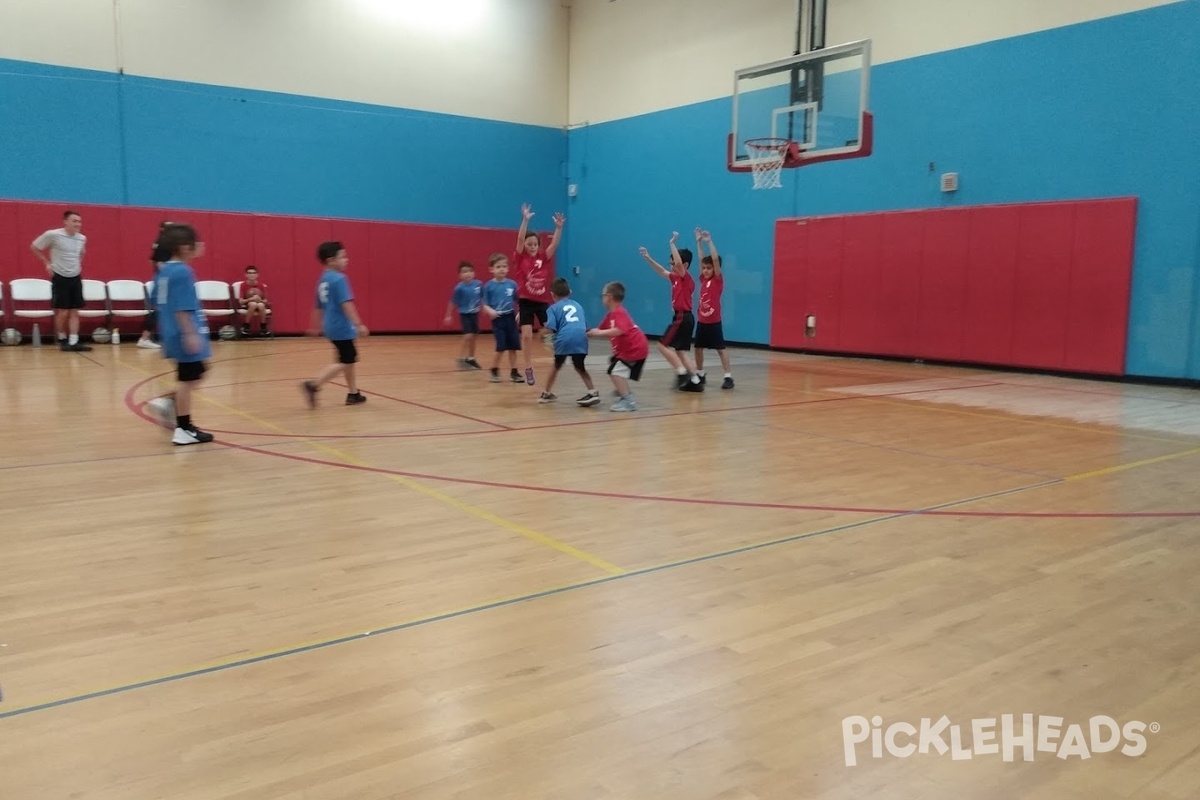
693,228,733,389
236,265,271,337
640,232,703,392
587,281,649,412
512,203,564,386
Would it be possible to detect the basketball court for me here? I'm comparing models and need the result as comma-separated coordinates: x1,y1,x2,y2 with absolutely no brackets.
2,335,1198,798
2,0,1199,798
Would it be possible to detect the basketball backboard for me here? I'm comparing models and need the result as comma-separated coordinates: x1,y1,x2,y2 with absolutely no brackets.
728,39,873,176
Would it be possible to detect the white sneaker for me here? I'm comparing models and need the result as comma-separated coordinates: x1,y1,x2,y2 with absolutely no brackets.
172,426,214,446
137,338,162,349
146,396,175,429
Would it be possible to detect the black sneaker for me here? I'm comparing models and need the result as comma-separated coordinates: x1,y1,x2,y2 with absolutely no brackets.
301,380,318,408
697,373,707,385
721,376,735,390
241,325,251,337
679,379,704,392
67,341,93,352
346,392,367,405
464,357,482,369
577,391,601,407
490,368,501,383
510,369,524,383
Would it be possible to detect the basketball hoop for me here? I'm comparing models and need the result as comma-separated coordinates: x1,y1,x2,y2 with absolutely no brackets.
745,138,793,189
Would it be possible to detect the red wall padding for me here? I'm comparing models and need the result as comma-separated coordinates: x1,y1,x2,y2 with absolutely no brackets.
0,199,533,335
771,198,1137,376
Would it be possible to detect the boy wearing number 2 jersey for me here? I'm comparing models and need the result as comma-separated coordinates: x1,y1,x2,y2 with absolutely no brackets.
539,278,600,406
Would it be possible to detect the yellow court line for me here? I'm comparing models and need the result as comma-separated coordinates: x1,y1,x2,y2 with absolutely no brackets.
1065,445,1200,482
121,359,625,576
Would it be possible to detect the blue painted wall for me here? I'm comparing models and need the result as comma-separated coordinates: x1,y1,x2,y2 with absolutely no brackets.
564,1,1200,380
4,3,1200,379
0,58,566,229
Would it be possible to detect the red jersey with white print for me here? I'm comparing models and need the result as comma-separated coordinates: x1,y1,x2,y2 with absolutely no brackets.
511,248,553,303
601,306,649,362
238,280,268,302
698,274,723,323
670,270,694,312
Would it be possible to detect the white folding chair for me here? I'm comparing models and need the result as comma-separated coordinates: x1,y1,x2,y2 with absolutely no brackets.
79,279,110,329
9,278,55,321
195,280,235,337
107,280,152,322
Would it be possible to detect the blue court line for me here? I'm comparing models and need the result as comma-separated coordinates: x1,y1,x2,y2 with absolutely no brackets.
0,478,1058,721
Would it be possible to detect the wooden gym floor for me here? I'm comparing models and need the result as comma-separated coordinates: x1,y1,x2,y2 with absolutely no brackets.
1,336,1198,800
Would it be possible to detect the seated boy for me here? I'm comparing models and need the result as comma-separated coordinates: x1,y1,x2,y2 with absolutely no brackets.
237,265,271,337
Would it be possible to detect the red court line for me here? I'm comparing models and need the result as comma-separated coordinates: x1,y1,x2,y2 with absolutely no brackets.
134,371,868,439
218,440,1200,520
122,369,1200,519
195,366,469,392
355,387,512,430
168,395,856,440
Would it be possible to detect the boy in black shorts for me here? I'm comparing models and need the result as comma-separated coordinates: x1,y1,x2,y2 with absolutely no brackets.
144,223,215,445
443,260,483,368
693,228,734,389
302,241,369,407
639,232,703,392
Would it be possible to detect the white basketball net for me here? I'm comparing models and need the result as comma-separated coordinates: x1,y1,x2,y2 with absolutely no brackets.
745,138,792,190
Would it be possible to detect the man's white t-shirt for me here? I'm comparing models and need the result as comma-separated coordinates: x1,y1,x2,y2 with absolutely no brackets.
33,228,87,278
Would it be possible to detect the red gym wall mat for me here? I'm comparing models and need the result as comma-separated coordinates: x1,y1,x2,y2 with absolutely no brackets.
0,200,535,335
770,198,1137,376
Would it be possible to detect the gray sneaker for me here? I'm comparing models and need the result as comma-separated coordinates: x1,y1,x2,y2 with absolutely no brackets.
610,396,637,412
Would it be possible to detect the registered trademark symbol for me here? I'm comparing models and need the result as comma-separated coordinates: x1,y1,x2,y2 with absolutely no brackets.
1149,722,1161,734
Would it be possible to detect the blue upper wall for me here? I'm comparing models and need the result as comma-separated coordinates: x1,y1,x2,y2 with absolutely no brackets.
564,1,1200,379
4,3,1200,379
0,58,566,229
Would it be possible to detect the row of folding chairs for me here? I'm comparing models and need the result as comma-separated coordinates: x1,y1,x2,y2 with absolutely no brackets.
0,278,269,330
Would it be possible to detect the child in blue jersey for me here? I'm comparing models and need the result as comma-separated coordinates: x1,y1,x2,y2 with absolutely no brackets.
301,241,369,407
481,253,523,383
143,223,214,446
538,278,601,406
443,260,483,369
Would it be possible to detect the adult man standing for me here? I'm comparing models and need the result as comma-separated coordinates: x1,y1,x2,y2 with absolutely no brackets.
31,209,93,351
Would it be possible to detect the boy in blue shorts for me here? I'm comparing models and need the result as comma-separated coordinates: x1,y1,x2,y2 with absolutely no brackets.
301,241,369,407
481,253,523,383
144,223,214,445
538,277,601,406
443,260,482,369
